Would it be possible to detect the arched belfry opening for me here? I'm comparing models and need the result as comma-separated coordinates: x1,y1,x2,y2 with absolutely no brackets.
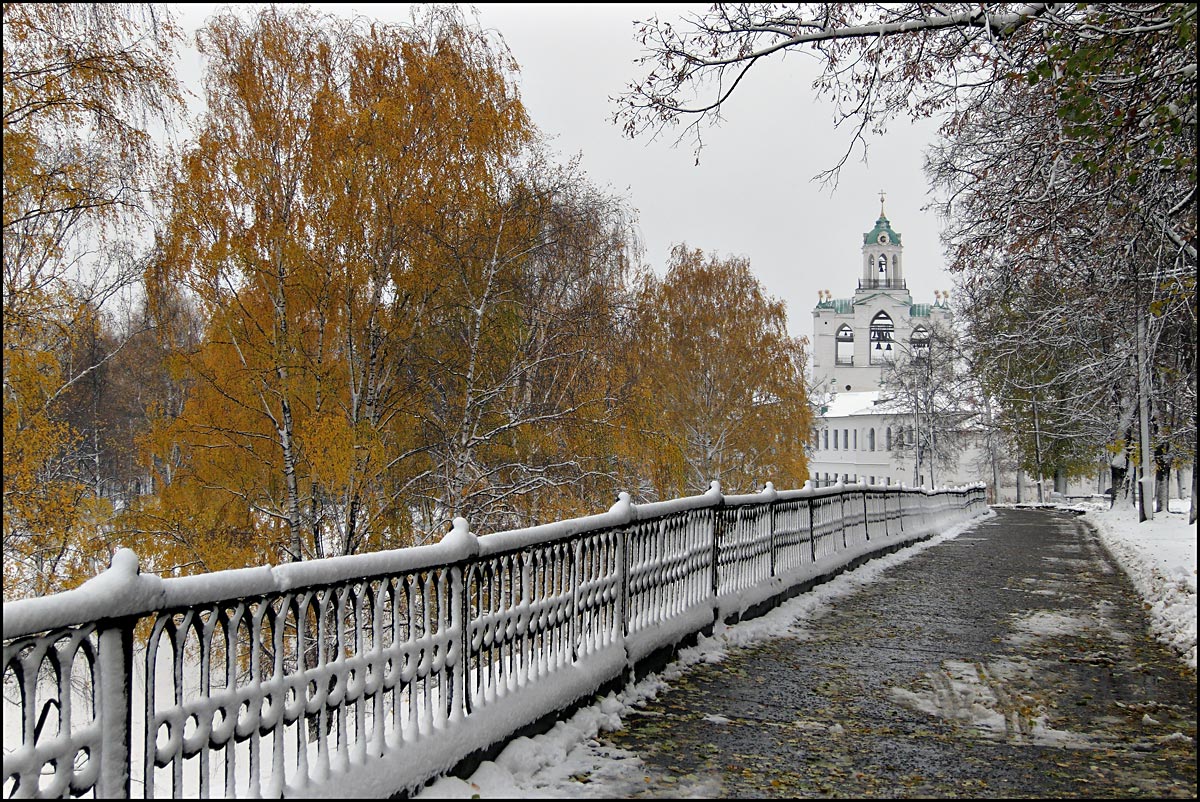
912,325,930,360
835,324,854,365
870,311,894,364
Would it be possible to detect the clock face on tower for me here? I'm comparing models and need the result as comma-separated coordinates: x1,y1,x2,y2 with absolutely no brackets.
878,232,889,244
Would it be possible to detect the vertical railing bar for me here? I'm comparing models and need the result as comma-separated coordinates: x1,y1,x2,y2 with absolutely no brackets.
550,547,558,670
96,617,134,799
529,552,539,682
710,507,721,599
478,563,488,706
144,618,160,801
519,553,531,687
499,559,508,696
197,608,214,799
808,497,817,564
542,550,551,671
433,570,446,726
352,586,366,755
171,614,186,799
459,561,471,718
570,538,580,663
865,490,872,540
619,525,629,640
17,641,35,797
225,606,242,798
370,585,386,758
248,602,266,799
443,571,455,725
840,493,847,549
768,502,776,578
419,576,433,733
501,559,512,696
471,566,480,707
271,598,288,791
295,593,312,788
317,591,333,782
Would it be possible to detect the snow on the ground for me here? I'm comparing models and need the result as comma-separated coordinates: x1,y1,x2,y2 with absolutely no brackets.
417,501,1197,799
1076,498,1197,670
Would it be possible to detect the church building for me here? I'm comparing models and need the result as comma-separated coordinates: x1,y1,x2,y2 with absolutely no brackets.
806,198,1164,504
807,198,973,491
810,201,951,395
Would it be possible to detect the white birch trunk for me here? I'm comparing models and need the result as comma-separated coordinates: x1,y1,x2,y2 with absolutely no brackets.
1190,456,1197,525
1136,311,1155,521
1032,396,1045,504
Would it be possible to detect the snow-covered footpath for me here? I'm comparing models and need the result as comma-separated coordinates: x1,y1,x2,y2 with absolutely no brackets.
418,501,1197,799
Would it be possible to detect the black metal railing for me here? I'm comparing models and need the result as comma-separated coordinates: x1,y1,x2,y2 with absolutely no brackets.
858,278,907,291
3,481,987,799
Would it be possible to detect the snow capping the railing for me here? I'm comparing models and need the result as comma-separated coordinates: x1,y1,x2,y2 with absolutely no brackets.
318,482,985,798
3,481,983,640
2,537,476,639
2,481,986,800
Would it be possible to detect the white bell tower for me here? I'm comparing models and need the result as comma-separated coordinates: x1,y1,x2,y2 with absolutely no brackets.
861,191,904,290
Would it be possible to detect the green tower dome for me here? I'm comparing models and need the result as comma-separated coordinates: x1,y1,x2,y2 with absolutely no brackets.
863,213,901,246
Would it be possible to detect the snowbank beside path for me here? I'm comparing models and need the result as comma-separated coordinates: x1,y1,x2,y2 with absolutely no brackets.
1079,499,1197,671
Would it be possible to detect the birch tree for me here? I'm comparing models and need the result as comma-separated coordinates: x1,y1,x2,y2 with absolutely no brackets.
409,155,638,537
141,6,535,569
3,3,183,595
627,245,812,498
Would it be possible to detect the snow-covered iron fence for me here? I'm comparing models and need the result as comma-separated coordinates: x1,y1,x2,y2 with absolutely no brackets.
3,480,987,799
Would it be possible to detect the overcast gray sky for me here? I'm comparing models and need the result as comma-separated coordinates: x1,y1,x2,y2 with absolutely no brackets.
174,3,955,342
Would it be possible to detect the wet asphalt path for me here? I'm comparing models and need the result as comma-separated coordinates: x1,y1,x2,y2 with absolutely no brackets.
568,507,1197,798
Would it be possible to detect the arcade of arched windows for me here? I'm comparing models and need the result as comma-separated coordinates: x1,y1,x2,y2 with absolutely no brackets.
814,425,908,455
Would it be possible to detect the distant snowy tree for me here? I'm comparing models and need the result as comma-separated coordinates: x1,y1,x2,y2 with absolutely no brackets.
880,321,974,489
409,154,639,539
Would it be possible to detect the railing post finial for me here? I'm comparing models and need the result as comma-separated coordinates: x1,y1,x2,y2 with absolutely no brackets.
111,547,140,576
442,516,479,558
610,491,635,523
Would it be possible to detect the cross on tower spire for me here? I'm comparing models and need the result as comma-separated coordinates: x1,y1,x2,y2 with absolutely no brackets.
879,190,886,217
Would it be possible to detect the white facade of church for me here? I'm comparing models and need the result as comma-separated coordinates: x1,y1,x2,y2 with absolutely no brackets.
806,203,1184,504
807,204,970,491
